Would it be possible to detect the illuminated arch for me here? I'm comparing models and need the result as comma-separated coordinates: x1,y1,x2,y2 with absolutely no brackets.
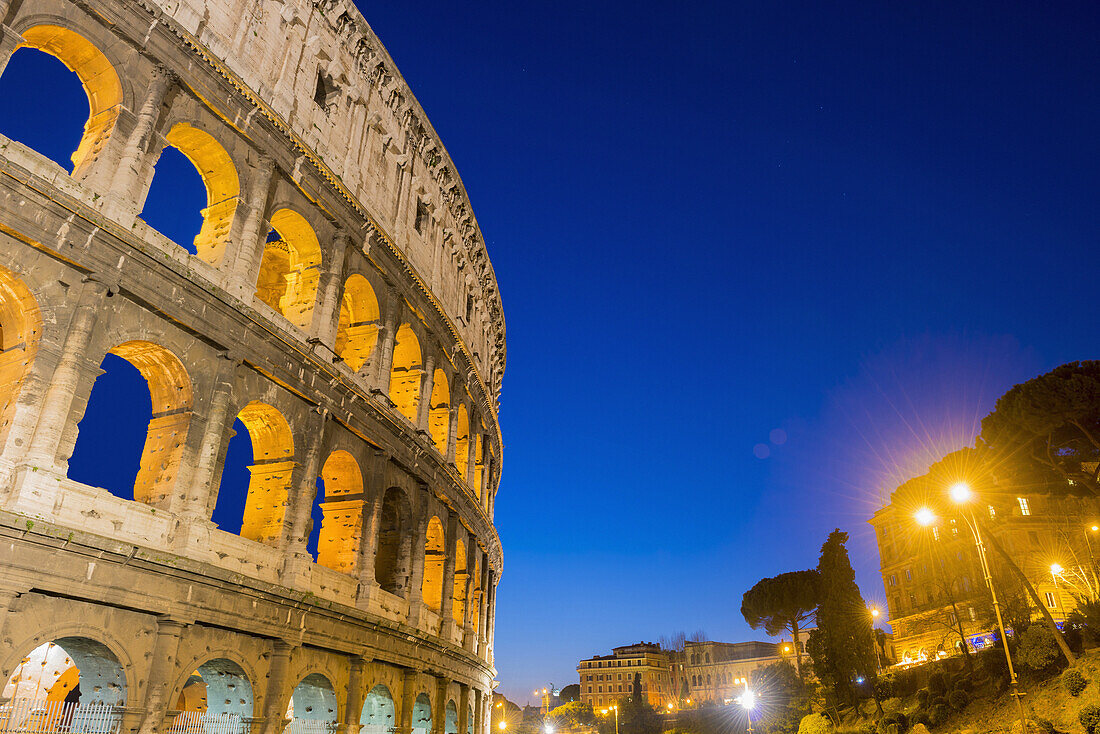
412,693,432,734
454,405,469,479
0,266,40,452
316,450,364,575
360,684,395,734
256,209,322,329
451,538,467,625
421,516,445,612
375,487,413,596
150,123,240,264
171,658,254,718
444,700,458,734
287,673,337,724
388,325,421,421
13,25,122,174
335,275,380,372
234,401,294,546
428,369,449,454
2,636,126,707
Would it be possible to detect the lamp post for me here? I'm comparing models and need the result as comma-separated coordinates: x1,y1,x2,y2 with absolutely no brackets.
869,607,882,672
740,687,755,734
600,706,618,734
915,481,1027,734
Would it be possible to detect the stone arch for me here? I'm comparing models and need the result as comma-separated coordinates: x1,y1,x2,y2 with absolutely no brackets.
359,684,394,734
428,369,449,455
388,325,421,422
444,700,457,734
451,539,467,625
1,636,126,707
411,693,431,734
454,405,469,479
70,340,192,507
7,24,122,174
316,449,364,575
256,209,322,330
335,275,379,372
232,400,294,546
0,265,41,452
421,516,445,613
375,487,413,596
145,123,240,265
171,657,254,719
287,673,338,725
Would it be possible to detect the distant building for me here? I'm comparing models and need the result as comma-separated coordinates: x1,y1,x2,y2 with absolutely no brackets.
870,465,1100,665
577,637,806,710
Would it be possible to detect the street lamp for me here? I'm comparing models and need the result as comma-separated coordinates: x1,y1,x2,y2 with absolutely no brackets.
868,606,881,672
916,482,1027,734
740,687,755,734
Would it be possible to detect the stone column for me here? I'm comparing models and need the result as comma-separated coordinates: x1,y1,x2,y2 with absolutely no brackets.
405,506,429,628
444,405,459,464
313,230,351,347
136,618,188,734
465,429,478,487
431,677,448,734
0,25,23,79
373,307,398,392
471,689,483,734
461,534,477,650
109,66,175,212
439,510,459,640
477,559,490,654
345,656,365,734
261,641,294,734
356,450,388,605
227,156,275,299
19,277,111,471
485,574,498,662
283,407,328,562
457,684,469,734
416,354,435,431
398,669,417,734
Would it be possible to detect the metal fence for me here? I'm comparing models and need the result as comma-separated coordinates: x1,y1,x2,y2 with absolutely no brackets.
168,712,246,734
0,699,122,734
286,719,338,734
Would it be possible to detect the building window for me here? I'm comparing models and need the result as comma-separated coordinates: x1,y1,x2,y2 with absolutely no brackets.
988,505,996,519
888,574,897,587
1018,497,1031,516
905,568,912,581
1046,591,1057,609
932,526,940,541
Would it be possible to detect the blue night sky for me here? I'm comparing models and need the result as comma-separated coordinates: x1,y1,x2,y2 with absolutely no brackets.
1,0,1098,706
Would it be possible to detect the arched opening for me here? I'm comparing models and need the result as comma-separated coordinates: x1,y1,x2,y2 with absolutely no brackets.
454,405,469,480
142,124,239,264
334,275,379,372
444,700,457,734
0,267,40,453
171,659,253,734
68,341,192,508
359,684,394,734
1,637,125,731
0,25,121,175
421,516,445,613
256,209,321,330
411,693,431,734
214,401,294,546
316,450,364,575
427,370,449,455
375,487,412,596
451,540,467,626
286,674,336,734
388,325,421,422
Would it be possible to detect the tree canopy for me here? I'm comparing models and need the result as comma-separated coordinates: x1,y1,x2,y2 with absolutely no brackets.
741,569,821,678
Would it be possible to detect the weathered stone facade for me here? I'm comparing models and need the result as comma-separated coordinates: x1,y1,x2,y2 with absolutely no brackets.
0,0,504,730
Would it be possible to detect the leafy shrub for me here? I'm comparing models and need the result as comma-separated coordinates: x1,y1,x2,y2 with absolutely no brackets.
1035,719,1056,734
947,689,968,711
929,696,947,710
929,704,950,728
909,712,930,730
879,713,908,734
1064,669,1088,697
910,725,930,734
1018,626,1060,672
927,672,947,697
1079,704,1100,734
915,689,930,708
885,726,899,734
797,713,831,734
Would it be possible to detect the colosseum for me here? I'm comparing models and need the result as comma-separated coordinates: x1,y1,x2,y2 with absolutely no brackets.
0,0,505,729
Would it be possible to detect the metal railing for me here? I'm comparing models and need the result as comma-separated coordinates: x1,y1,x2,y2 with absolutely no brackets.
0,699,121,734
286,720,338,734
168,712,245,734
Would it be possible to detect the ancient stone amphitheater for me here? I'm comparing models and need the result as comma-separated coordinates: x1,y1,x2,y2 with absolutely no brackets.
0,0,504,731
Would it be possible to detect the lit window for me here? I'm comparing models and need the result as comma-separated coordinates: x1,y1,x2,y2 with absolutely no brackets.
905,568,912,581
1045,591,1057,609
988,505,996,519
932,527,940,541
1018,497,1031,516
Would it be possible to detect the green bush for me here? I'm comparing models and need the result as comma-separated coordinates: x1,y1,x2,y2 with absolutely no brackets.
1078,704,1100,734
927,672,947,697
1064,669,1088,697
909,712,930,730
947,689,968,712
797,713,832,734
910,725,930,734
885,725,899,734
915,689,929,708
879,713,908,734
1018,626,1060,672
929,704,949,728
929,696,947,710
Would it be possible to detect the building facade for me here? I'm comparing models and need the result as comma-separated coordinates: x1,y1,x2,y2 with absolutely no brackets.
871,470,1098,665
0,0,505,732
577,639,804,711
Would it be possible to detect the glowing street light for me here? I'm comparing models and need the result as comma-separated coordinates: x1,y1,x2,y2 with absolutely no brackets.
1051,563,1064,576
499,722,507,731
740,687,756,734
914,507,936,527
949,481,973,504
